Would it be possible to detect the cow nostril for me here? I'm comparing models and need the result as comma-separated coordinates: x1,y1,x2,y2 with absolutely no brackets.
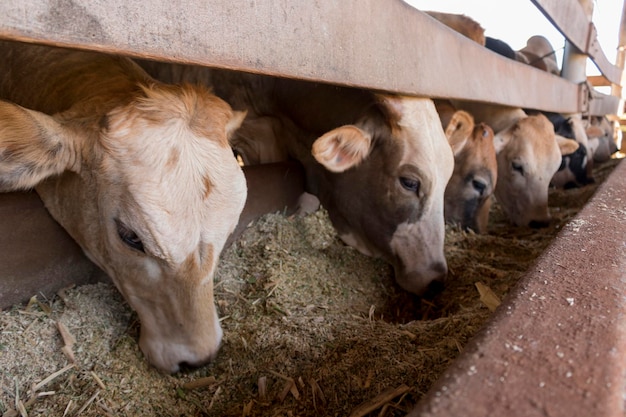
177,355,215,373
471,178,487,196
397,262,447,297
422,278,446,299
177,361,200,373
529,220,550,229
433,261,448,278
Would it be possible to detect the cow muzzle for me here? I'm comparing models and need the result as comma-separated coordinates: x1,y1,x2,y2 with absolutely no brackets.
138,320,223,373
395,262,448,297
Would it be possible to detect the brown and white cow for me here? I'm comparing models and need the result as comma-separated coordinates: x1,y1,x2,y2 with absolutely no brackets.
452,101,574,227
485,35,560,76
441,110,497,233
586,115,619,163
493,114,579,227
0,41,247,373
139,61,455,296
424,11,486,45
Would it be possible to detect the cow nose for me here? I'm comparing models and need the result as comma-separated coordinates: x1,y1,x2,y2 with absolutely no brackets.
432,261,449,277
397,262,448,296
177,356,215,373
177,361,200,373
529,219,550,229
471,178,487,196
423,276,446,298
138,323,223,373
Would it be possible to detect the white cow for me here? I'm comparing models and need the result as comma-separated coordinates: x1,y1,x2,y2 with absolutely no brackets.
0,40,247,373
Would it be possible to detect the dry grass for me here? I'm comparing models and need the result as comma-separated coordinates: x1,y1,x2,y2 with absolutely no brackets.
0,158,620,417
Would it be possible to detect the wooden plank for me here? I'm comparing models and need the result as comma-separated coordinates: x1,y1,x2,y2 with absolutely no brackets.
532,0,622,85
588,75,611,87
586,25,623,85
531,0,590,52
0,0,579,113
588,91,621,116
612,1,626,105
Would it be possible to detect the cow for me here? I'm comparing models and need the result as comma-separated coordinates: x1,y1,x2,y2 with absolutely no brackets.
227,161,306,246
424,11,486,45
485,36,517,60
526,111,594,188
493,114,580,226
550,137,592,189
138,61,455,296
0,40,248,373
452,101,576,228
485,35,560,76
586,115,619,163
587,132,619,163
517,35,560,75
439,107,497,233
541,111,575,139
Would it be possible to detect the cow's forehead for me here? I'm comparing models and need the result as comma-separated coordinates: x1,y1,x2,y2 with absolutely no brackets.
462,128,496,162
505,117,557,162
116,142,242,263
393,98,452,176
97,88,244,264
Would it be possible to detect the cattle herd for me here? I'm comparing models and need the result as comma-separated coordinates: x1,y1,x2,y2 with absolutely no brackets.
0,8,621,381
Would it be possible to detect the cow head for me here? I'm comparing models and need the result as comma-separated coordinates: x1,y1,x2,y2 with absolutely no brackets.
443,111,497,233
0,84,247,373
550,136,593,189
310,96,454,295
541,113,594,187
517,35,560,75
586,116,619,163
493,114,561,228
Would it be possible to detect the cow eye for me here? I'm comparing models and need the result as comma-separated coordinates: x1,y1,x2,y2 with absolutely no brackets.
512,162,524,176
400,177,420,193
115,219,145,253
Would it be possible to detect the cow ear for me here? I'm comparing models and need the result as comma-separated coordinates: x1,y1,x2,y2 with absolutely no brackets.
445,110,474,155
0,101,80,192
312,125,372,173
493,130,512,154
555,135,580,156
226,110,247,140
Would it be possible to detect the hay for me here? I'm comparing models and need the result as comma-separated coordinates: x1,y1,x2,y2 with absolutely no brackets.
0,158,621,417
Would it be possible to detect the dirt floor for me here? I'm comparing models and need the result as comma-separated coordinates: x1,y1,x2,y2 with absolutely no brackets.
0,157,621,417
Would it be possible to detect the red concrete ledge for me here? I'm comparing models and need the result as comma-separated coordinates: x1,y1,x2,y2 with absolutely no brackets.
409,158,626,417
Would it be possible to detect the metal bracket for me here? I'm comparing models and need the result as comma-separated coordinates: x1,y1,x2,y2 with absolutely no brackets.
578,81,591,115
585,22,600,59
